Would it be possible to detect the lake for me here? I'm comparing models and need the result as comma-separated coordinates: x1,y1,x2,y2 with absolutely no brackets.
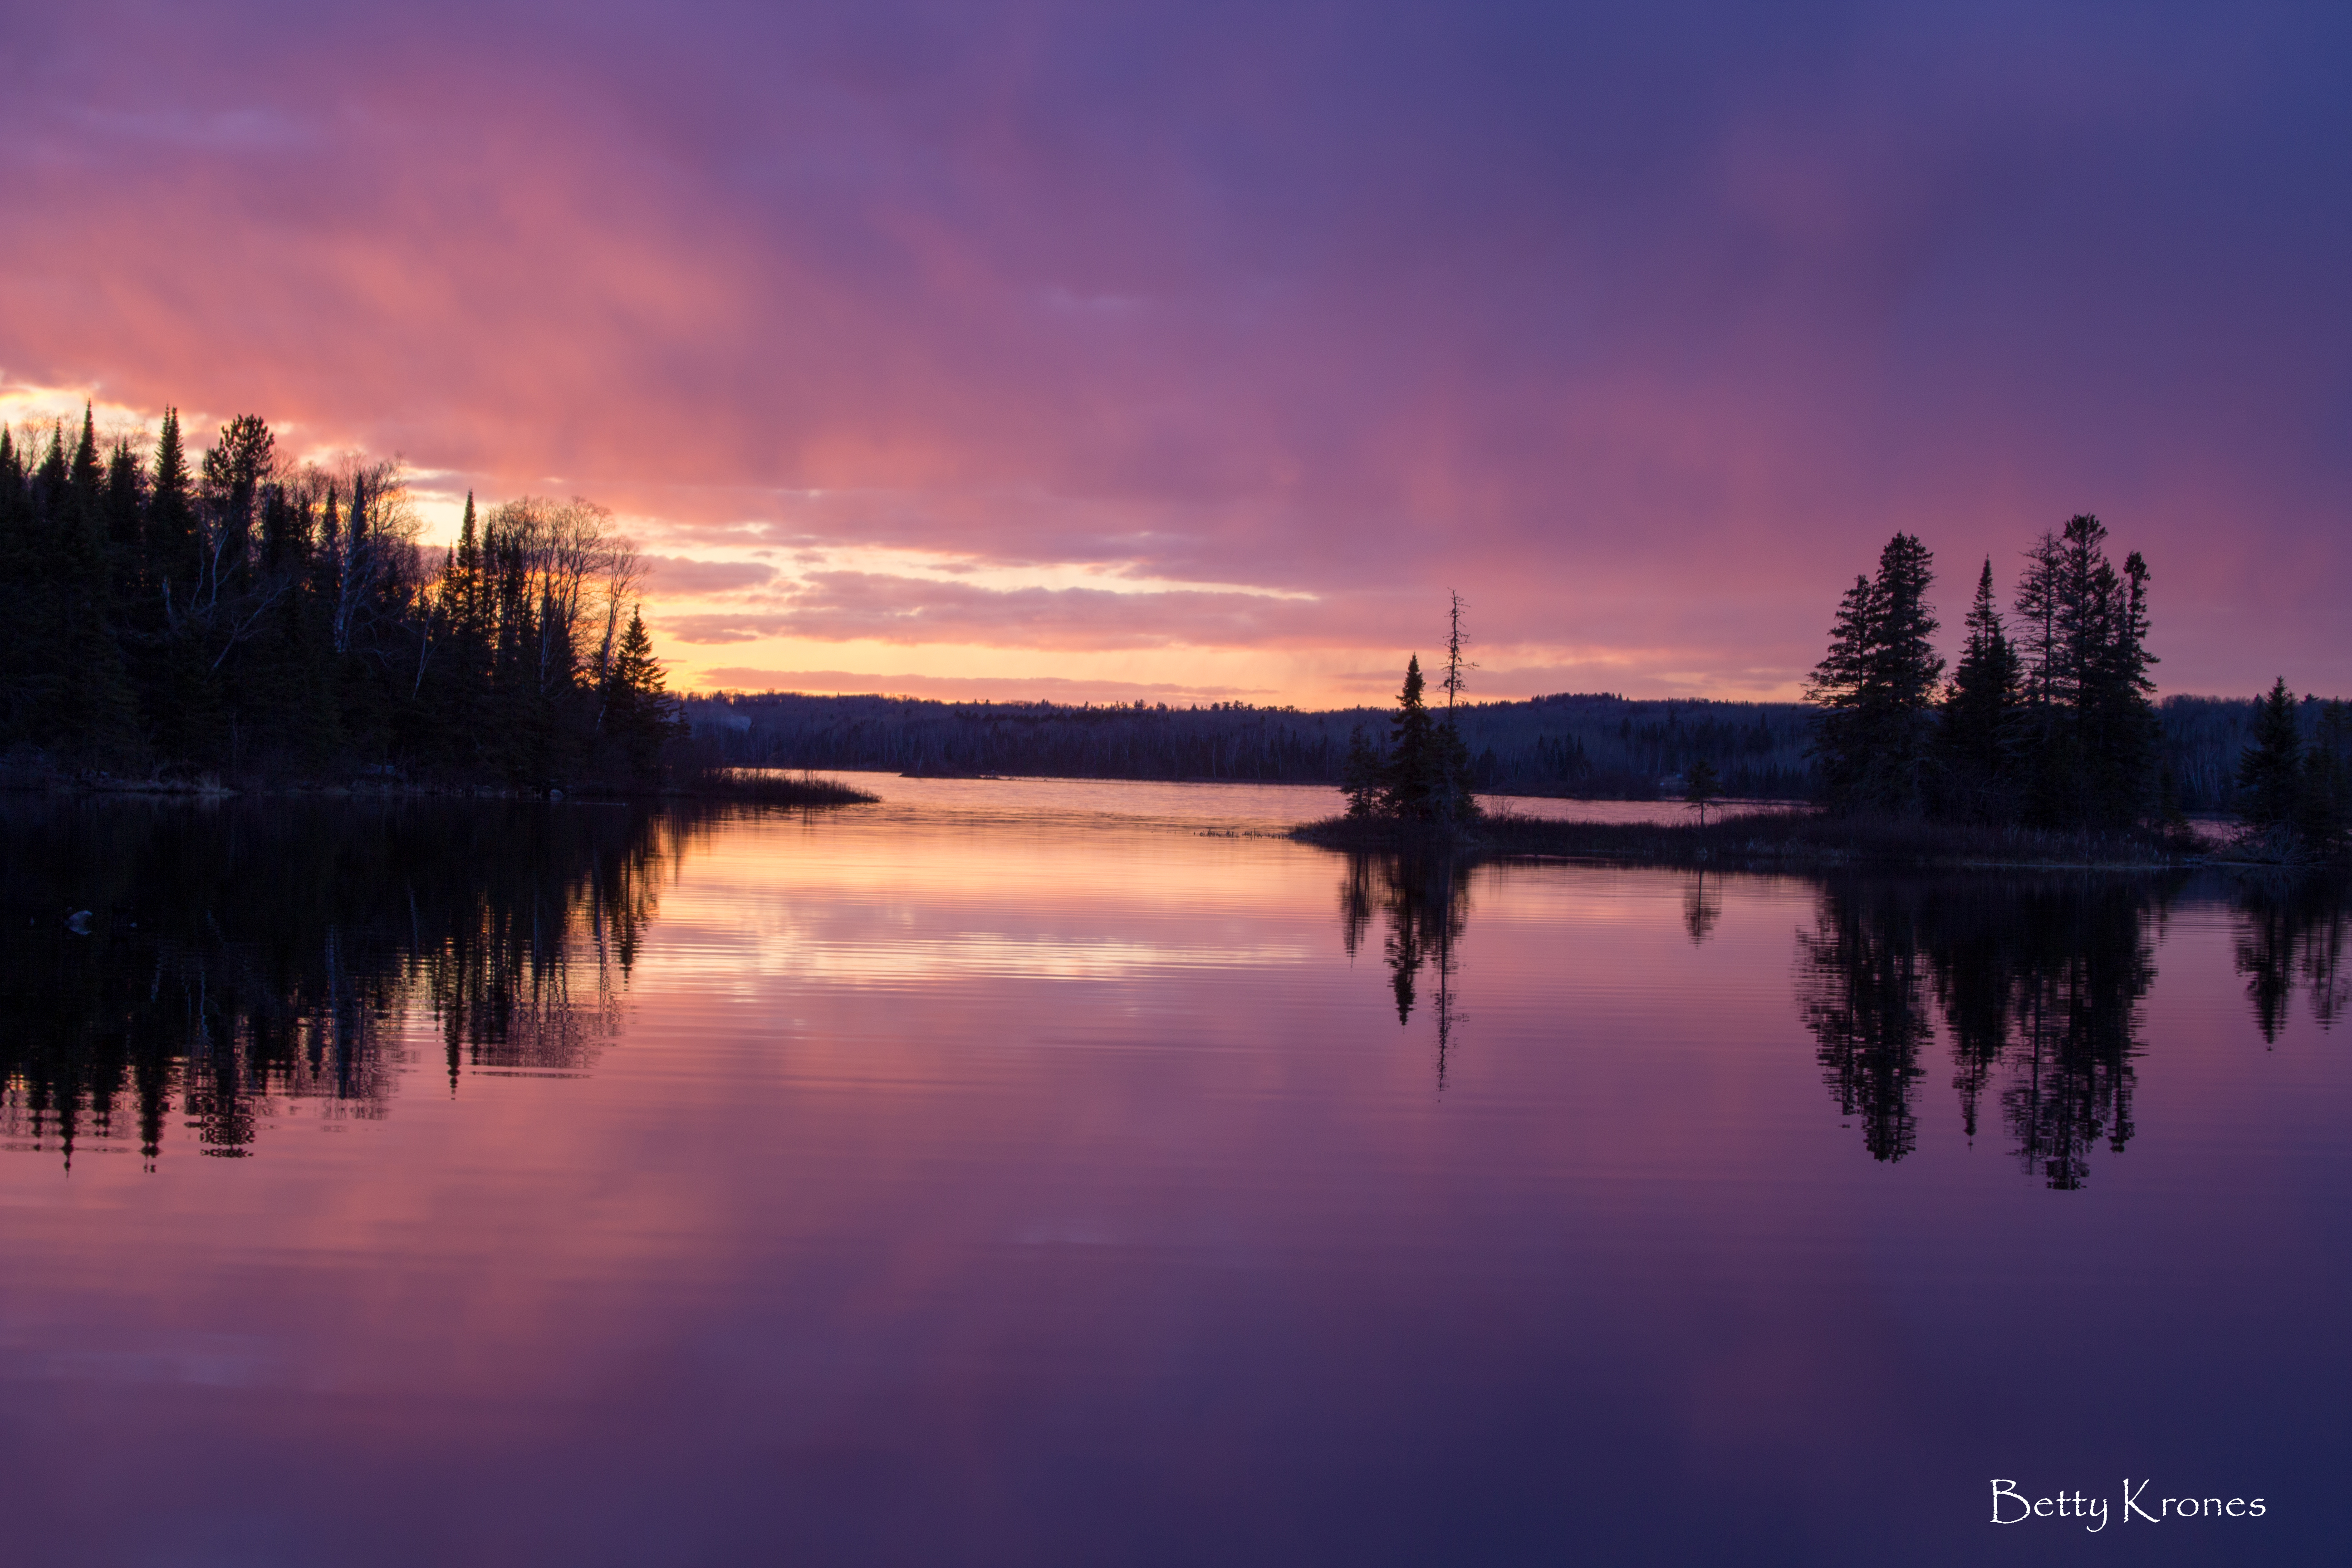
0,778,2342,1565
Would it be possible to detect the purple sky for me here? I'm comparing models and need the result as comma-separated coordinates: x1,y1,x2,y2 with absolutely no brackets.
4,1,2347,704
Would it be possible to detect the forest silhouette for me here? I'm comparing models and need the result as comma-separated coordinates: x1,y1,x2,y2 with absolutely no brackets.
0,409,681,788
1809,517,2348,853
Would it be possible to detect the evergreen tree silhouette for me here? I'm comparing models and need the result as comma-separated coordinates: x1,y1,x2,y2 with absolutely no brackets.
2238,678,2304,829
1807,534,1941,814
1937,559,2022,818
2011,515,2158,827
1382,656,1439,820
2298,701,2351,854
601,606,682,780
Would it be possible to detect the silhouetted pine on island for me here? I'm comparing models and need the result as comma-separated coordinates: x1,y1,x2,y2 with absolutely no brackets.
1807,532,1943,816
1317,601,1483,844
0,407,867,805
1343,654,1479,830
1298,524,2343,870
1802,514,2342,864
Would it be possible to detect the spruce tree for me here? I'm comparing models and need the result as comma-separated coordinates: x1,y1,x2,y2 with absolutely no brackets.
2011,515,2159,828
1937,559,2022,818
1382,655,1439,821
69,407,103,534
200,414,275,594
2083,547,2159,825
14,427,78,745
2238,678,2303,829
10,414,140,760
1808,574,1877,804
146,408,197,598
1434,590,1481,823
103,439,144,601
1806,534,1942,815
0,431,30,745
602,606,680,780
2297,700,2350,855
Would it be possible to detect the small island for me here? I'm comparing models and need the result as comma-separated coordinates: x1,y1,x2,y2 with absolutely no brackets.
1298,526,2347,872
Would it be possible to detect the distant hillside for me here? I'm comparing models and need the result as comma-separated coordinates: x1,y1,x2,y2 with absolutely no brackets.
685,688,2319,810
683,690,1817,799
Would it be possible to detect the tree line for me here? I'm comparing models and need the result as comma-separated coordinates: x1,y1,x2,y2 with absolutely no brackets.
691,682,2298,813
1809,515,2347,850
0,407,682,787
1809,516,2156,827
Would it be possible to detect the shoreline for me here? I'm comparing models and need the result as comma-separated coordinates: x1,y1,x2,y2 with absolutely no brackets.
0,765,879,809
1290,810,2333,875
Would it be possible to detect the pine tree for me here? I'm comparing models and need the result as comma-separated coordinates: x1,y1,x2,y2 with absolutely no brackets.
0,430,32,745
2238,678,2303,829
145,406,223,764
2011,515,2159,828
13,426,78,745
601,606,681,780
1806,534,1942,815
6,413,140,760
1433,591,1480,823
103,438,144,601
1937,559,2022,818
199,415,274,602
1382,655,1439,821
69,407,103,534
2083,547,2159,825
146,407,198,598
2297,700,2351,855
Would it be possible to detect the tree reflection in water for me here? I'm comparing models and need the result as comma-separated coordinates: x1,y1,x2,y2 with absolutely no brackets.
0,799,704,1167
1797,877,2164,1188
2234,876,2349,1043
1682,868,1723,946
1319,851,2352,1182
1338,850,1472,1087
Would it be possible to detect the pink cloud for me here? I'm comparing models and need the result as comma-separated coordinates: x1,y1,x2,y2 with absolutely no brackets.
658,572,1342,651
3,4,2346,700
639,555,780,595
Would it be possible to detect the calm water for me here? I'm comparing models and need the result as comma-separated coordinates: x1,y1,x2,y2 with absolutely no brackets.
0,780,2344,1566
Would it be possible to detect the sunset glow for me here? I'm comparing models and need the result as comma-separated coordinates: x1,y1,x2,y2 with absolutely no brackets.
8,3,2346,706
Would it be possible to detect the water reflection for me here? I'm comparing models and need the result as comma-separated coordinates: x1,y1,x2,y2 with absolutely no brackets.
1682,869,1722,946
1338,850,1471,1085
1322,851,2340,1188
2234,876,2349,1041
0,799,696,1166
1796,878,2165,1187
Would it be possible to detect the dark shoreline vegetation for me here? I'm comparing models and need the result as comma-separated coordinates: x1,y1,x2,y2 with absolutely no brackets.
0,407,874,808
1298,523,2347,873
683,686,2318,814
3,404,2337,852
1293,807,2208,871
0,758,878,809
